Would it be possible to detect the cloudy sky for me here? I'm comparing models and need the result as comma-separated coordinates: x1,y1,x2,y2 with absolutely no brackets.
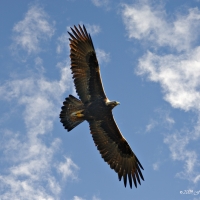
1,0,200,199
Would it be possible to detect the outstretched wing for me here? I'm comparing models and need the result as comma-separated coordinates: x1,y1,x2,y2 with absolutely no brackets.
89,114,144,188
68,25,106,104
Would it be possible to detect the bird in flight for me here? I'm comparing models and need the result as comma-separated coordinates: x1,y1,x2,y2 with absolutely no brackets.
60,25,144,188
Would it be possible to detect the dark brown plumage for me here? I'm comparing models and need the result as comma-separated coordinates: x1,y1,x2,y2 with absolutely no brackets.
60,25,144,188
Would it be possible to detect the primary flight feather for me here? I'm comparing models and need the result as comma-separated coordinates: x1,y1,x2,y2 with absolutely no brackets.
60,25,144,188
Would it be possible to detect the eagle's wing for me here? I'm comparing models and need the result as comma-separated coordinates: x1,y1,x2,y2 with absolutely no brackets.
68,25,106,104
89,114,144,188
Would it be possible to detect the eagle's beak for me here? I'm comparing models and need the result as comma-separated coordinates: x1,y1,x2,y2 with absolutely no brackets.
116,101,120,105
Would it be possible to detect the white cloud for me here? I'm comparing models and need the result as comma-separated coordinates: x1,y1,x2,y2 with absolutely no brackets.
96,48,110,64
67,23,100,37
92,195,101,200
0,62,77,199
164,132,199,183
91,0,110,10
34,56,45,73
137,47,200,112
11,5,55,55
72,195,101,200
57,157,79,180
194,175,200,184
121,4,165,39
56,59,74,94
35,56,43,66
73,196,86,200
146,109,174,132
152,162,160,171
121,1,200,184
84,24,101,36
122,2,200,112
121,4,200,51
138,29,200,184
56,31,70,54
165,116,175,125
0,131,61,199
146,119,158,132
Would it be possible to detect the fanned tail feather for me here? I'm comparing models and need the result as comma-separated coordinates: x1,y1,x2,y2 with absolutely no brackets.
60,95,85,131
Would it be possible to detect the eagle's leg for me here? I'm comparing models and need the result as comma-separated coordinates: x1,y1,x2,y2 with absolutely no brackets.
71,110,84,117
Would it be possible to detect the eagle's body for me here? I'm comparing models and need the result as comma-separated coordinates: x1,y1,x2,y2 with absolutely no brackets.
85,98,108,120
84,98,118,120
60,25,144,188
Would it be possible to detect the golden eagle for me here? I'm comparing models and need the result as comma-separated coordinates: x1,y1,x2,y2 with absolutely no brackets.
60,25,144,188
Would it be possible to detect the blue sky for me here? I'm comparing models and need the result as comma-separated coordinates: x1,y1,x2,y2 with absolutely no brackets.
1,0,200,199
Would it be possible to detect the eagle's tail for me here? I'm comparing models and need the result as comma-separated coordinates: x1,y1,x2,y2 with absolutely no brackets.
60,95,85,131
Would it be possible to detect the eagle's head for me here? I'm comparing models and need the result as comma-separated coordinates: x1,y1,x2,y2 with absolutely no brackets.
105,99,120,109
